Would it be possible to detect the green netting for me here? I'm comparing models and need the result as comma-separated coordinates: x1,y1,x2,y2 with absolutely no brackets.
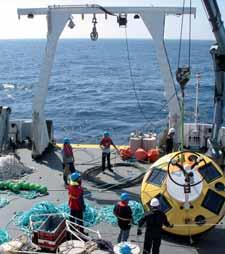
18,191,41,200
13,200,144,232
0,181,48,198
0,229,10,245
84,203,99,226
57,203,103,226
98,206,117,225
57,203,70,214
14,201,59,231
58,201,143,226
0,190,42,200
129,200,145,224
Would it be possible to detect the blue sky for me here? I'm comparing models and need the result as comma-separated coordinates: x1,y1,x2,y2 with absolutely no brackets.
0,0,225,39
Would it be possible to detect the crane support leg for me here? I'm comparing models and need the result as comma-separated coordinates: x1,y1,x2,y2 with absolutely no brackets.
141,11,181,142
211,48,225,143
32,10,69,157
202,0,225,160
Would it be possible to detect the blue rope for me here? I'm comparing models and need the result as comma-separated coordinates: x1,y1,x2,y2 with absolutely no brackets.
13,200,144,232
14,201,59,230
120,244,132,254
0,196,9,208
0,229,10,245
129,200,145,225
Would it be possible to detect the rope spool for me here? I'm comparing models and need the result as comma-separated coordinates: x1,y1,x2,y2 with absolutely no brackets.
57,240,86,254
142,136,157,151
91,250,111,254
129,137,142,154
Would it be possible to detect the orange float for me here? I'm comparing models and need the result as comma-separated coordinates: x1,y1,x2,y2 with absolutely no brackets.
135,148,147,161
147,148,160,162
120,148,132,160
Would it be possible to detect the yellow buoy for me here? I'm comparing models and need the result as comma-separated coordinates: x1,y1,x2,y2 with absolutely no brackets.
141,151,225,236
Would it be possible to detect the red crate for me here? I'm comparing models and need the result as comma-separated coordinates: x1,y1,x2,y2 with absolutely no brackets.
38,227,67,252
38,215,66,241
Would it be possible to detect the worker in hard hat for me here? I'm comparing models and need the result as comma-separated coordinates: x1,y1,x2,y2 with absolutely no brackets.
137,198,173,254
99,131,119,173
113,192,133,243
165,128,175,154
68,172,85,234
9,123,18,152
62,137,75,185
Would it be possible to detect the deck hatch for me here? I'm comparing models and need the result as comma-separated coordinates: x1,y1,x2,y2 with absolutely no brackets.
201,189,225,215
146,167,167,186
198,162,222,183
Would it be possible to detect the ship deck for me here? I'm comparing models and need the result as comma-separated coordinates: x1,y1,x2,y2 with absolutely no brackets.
0,145,225,253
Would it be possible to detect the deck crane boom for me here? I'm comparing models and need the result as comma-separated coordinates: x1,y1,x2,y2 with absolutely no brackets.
202,0,225,156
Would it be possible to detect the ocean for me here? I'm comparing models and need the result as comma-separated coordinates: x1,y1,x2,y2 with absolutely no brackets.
0,39,215,145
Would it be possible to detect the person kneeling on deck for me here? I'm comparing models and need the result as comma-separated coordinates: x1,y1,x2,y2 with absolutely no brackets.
100,131,119,173
114,192,133,243
68,172,85,234
137,198,173,254
62,137,75,185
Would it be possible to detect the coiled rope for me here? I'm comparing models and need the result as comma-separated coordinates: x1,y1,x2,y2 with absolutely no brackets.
82,162,146,190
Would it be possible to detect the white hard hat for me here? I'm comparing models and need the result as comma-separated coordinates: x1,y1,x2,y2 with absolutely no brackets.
168,128,175,135
150,198,160,207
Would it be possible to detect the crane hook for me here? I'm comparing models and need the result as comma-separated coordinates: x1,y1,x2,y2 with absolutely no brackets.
90,14,98,41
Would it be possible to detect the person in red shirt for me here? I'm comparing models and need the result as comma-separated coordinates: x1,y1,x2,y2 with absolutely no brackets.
68,172,85,233
113,192,133,243
99,131,119,173
62,137,75,185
